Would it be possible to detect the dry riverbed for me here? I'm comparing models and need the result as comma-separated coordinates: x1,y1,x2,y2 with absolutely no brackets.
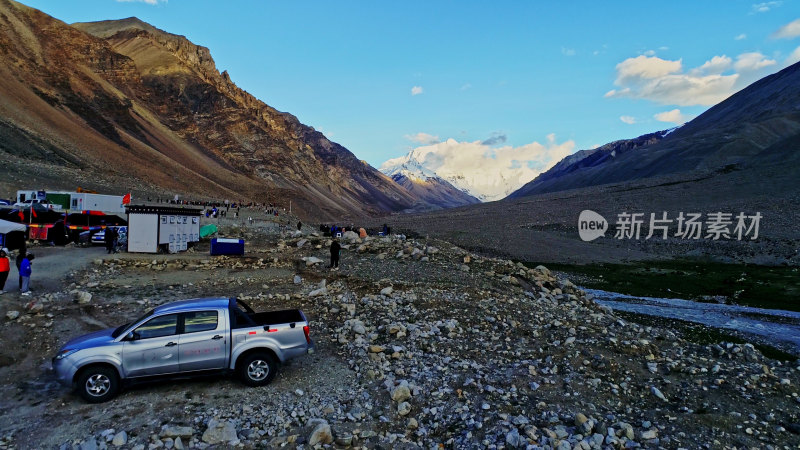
0,226,798,449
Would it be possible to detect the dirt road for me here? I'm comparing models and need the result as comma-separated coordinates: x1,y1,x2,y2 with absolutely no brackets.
11,245,108,293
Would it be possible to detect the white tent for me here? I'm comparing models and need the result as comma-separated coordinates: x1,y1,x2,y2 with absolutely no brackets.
0,218,26,235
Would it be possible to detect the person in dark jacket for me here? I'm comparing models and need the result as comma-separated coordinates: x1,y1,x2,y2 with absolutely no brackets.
329,239,341,270
15,248,26,291
297,221,302,231
104,227,117,254
20,253,34,295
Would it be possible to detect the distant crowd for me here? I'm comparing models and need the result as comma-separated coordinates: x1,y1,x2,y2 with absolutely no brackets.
319,223,391,237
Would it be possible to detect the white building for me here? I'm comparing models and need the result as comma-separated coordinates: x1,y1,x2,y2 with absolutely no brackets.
125,204,203,253
16,190,124,214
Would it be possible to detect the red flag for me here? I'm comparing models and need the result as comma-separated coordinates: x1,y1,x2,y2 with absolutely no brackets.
122,193,131,205
31,208,37,218
17,210,24,221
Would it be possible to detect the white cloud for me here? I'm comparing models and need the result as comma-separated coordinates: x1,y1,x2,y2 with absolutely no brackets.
381,135,574,201
654,109,690,124
561,47,576,56
411,86,423,96
605,51,780,107
690,55,732,75
606,55,735,106
734,52,777,71
614,55,682,82
772,18,800,39
735,33,747,40
404,132,440,145
460,83,472,91
643,50,656,57
752,1,781,13
619,115,636,124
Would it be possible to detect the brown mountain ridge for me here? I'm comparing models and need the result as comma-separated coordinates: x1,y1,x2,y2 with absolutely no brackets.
0,0,416,219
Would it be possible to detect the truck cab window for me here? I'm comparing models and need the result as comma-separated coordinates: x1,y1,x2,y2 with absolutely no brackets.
135,314,178,339
183,311,218,333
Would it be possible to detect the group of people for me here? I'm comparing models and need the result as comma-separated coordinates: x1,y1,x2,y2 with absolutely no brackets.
319,223,391,238
317,223,394,271
0,247,34,296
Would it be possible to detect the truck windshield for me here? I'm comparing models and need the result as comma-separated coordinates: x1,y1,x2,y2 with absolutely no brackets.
111,308,155,338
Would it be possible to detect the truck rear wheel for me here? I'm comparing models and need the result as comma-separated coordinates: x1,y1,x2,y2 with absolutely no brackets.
76,366,120,403
238,352,277,387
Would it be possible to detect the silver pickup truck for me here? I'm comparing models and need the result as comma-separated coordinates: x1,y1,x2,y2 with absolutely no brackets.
52,297,314,403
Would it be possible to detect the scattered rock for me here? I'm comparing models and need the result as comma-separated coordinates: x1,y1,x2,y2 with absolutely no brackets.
391,383,411,402
161,426,192,439
111,431,127,446
651,386,668,402
308,421,333,446
397,401,412,416
201,419,237,445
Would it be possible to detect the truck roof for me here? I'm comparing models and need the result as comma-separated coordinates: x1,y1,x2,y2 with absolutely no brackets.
153,297,230,314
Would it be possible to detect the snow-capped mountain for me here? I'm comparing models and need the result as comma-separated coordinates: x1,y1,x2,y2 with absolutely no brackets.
380,140,541,202
380,154,480,209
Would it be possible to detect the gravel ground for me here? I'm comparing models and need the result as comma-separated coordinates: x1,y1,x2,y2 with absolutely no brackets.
0,225,798,449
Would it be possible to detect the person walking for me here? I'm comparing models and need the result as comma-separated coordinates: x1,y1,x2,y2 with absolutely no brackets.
20,253,34,296
104,227,117,254
329,238,341,270
0,248,9,295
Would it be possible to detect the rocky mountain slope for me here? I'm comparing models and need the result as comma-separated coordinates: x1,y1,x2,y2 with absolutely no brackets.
0,1,415,219
509,128,673,198
510,61,800,197
379,157,479,210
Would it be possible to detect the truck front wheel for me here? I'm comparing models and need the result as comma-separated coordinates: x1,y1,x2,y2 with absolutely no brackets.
76,366,120,403
238,352,277,387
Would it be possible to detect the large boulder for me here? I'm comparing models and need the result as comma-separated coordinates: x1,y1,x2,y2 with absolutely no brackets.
391,383,411,402
304,256,324,266
342,230,360,242
307,420,333,446
202,419,237,445
75,291,93,304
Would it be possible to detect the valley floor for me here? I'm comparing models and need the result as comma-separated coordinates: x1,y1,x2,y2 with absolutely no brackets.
0,222,798,449
367,163,800,267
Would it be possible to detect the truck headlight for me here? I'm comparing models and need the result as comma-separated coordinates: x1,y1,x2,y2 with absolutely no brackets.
54,349,78,360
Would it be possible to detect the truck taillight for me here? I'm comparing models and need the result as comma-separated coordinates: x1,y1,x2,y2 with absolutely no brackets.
303,325,311,344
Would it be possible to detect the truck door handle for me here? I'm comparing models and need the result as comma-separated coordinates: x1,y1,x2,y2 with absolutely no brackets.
165,342,177,347
212,335,223,340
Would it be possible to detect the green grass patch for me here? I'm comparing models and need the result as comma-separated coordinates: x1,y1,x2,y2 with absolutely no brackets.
536,259,800,312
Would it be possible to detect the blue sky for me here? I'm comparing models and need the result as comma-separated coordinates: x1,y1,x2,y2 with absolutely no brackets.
22,0,800,171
